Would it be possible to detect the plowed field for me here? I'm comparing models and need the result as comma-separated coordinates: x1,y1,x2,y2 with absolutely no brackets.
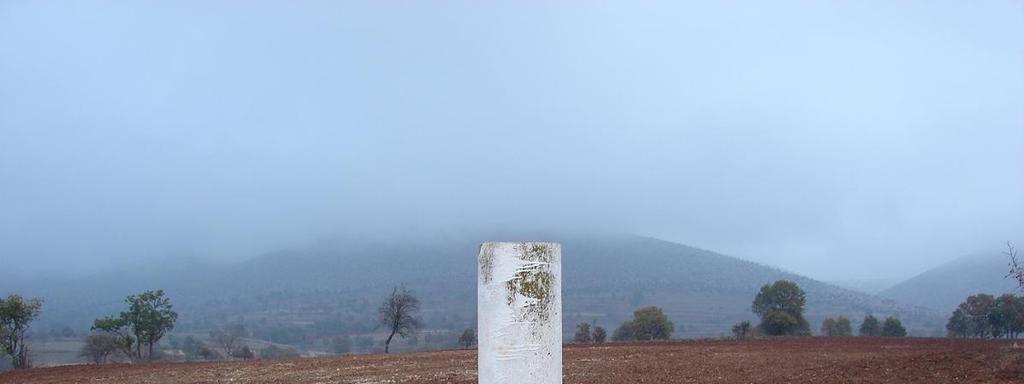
3,337,1022,383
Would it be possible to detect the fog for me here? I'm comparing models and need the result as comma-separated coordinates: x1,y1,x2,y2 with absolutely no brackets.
1,1,1021,282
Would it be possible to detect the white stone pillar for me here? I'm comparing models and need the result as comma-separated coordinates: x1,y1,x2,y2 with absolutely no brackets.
478,242,562,384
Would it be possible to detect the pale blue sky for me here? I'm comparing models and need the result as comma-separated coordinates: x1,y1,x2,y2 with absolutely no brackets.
1,1,1022,281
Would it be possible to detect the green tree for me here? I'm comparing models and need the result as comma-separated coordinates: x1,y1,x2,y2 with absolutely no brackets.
881,317,907,337
0,295,43,369
820,318,837,336
988,294,1024,338
732,321,752,339
573,322,593,343
631,306,674,341
1009,296,1024,338
834,316,853,336
958,294,996,338
124,290,178,359
760,311,806,336
752,280,809,336
592,326,607,343
458,328,476,349
93,289,177,361
611,321,635,341
822,316,853,336
946,308,970,338
859,315,881,336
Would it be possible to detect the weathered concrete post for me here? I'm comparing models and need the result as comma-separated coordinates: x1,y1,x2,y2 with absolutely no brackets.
478,242,562,384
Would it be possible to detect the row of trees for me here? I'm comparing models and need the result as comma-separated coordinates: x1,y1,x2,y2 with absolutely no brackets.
573,322,608,343
820,315,906,337
0,290,183,368
30,269,1018,369
80,332,260,364
454,321,612,349
943,243,1024,339
860,315,907,337
0,283,429,369
743,280,906,337
820,316,853,336
577,280,910,343
946,293,1024,338
82,285,425,365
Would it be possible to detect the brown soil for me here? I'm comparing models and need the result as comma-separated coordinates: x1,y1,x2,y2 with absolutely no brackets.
3,337,1022,383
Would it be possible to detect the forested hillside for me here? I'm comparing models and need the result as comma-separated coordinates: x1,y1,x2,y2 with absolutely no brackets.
5,232,945,361
879,253,1020,314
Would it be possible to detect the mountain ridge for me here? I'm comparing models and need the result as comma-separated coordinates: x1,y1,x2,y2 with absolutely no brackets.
879,252,1020,314
7,232,946,342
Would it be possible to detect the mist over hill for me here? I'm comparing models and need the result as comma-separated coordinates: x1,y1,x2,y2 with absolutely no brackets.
879,253,1020,314
827,278,901,295
7,232,944,350
0,0,1020,373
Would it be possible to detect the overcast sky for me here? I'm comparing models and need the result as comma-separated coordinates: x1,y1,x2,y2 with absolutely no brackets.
1,1,1022,282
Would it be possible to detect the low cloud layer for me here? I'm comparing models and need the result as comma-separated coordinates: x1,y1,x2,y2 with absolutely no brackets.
1,1,1021,281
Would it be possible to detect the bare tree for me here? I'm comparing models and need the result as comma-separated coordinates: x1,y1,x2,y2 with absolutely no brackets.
209,324,246,358
732,321,752,339
1006,242,1023,291
91,316,135,363
80,333,120,364
378,286,421,353
232,345,254,360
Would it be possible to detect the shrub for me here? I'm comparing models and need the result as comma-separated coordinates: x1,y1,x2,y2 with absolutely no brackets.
881,317,906,337
592,326,607,343
573,323,593,343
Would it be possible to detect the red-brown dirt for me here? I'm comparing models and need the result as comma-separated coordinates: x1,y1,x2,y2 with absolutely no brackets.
2,337,1022,383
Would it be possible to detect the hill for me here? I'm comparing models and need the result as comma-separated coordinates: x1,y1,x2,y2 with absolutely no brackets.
827,278,900,295
5,232,945,363
879,253,1020,314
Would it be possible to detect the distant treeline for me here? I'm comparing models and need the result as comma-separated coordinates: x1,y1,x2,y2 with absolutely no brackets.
946,293,1024,339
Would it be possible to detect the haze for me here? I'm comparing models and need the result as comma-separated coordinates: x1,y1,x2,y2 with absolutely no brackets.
1,1,1022,283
